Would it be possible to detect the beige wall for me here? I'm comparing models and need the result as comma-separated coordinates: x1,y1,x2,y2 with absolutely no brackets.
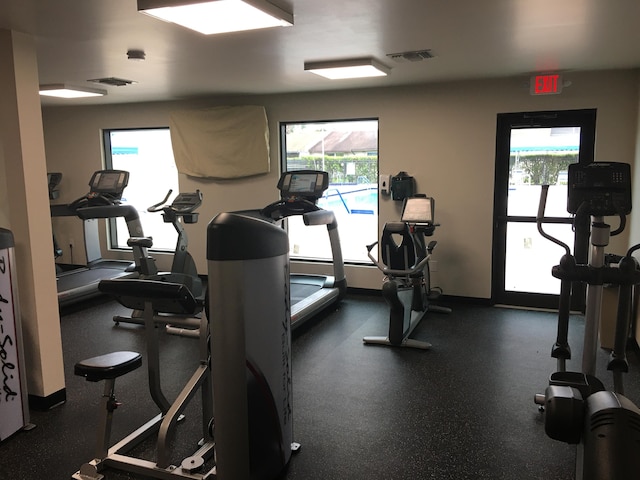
41,69,640,298
0,139,8,228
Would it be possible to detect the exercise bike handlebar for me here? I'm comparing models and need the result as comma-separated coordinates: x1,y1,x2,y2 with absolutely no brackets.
147,189,203,215
366,241,432,278
147,189,174,213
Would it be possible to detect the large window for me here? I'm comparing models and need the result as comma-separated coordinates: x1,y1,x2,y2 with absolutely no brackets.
280,119,379,264
103,128,179,251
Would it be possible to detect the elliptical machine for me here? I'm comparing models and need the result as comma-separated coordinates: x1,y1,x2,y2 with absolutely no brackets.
535,162,640,479
364,194,451,349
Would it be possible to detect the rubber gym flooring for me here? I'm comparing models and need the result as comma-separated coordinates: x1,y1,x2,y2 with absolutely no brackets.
2,292,640,479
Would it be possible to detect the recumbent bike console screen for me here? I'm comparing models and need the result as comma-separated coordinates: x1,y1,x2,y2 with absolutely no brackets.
401,196,434,224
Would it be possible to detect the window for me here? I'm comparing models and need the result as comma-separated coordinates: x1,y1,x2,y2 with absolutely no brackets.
280,119,378,264
103,128,179,251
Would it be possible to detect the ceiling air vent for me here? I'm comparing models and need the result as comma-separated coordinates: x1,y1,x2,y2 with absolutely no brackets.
87,77,137,87
386,49,435,63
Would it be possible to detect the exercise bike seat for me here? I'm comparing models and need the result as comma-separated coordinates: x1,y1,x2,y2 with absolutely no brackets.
75,351,142,382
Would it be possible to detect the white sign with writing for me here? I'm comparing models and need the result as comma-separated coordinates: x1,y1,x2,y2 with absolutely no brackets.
0,244,26,441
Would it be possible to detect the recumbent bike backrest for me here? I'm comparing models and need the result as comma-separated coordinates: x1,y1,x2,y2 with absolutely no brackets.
380,195,436,271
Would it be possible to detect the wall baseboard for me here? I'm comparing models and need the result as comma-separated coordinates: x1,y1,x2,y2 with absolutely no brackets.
28,389,66,411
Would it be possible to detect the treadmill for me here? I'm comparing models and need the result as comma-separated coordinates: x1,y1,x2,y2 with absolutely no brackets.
260,170,347,329
51,170,150,307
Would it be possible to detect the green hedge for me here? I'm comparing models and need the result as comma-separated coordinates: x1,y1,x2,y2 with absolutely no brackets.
510,154,576,185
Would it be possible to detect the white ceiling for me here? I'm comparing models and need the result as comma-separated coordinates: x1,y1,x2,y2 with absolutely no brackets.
2,0,640,106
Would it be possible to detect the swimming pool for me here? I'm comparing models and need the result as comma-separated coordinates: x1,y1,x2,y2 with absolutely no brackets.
319,185,378,215
288,183,379,263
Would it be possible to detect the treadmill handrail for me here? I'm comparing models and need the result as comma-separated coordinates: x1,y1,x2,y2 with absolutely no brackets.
260,198,319,221
303,209,336,227
75,204,140,223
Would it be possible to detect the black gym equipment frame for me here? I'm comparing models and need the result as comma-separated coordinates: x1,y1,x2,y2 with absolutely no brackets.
51,170,150,307
258,170,347,329
364,194,450,349
534,162,640,480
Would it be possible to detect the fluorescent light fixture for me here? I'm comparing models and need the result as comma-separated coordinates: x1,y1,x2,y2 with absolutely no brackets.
137,0,293,35
38,84,107,98
304,58,391,80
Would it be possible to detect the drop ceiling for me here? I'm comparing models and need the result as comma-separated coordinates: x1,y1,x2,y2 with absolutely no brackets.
1,0,639,106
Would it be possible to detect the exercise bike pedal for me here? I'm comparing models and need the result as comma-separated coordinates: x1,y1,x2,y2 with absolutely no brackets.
181,455,205,473
73,462,104,480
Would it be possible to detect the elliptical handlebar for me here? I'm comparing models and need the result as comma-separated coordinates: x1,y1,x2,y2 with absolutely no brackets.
536,185,571,257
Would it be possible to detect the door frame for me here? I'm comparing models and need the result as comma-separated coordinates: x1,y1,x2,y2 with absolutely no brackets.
491,109,597,309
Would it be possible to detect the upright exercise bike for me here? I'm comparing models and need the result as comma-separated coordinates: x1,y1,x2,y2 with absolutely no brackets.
535,162,640,479
114,189,204,335
364,194,451,349
146,189,204,297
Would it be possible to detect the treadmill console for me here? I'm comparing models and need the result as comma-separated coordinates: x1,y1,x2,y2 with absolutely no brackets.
401,195,434,225
48,172,63,200
278,170,329,202
69,170,130,211
88,170,129,200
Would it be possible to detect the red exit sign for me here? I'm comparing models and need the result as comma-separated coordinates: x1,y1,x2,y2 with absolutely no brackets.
530,74,563,95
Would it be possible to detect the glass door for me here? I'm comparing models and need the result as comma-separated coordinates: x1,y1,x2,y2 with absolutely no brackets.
492,109,596,309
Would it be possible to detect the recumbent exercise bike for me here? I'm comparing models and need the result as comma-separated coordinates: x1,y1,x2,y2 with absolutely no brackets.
364,194,451,349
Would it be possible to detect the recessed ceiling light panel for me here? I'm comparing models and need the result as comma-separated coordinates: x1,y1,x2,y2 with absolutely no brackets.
304,58,390,80
39,84,107,98
137,0,293,35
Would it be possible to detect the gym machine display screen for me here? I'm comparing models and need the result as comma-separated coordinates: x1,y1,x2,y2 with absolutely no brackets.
278,171,329,199
401,196,434,224
567,162,631,215
89,170,129,197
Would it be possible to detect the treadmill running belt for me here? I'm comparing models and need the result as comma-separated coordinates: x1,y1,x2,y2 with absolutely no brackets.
57,266,130,306
290,283,322,305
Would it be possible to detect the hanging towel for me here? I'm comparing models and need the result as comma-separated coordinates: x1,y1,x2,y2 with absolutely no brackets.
169,105,270,178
